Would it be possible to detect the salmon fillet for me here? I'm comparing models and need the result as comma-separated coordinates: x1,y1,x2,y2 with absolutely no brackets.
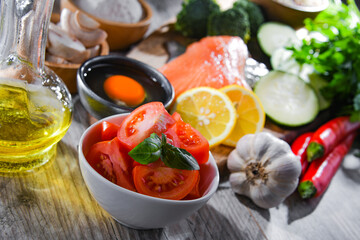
159,36,250,99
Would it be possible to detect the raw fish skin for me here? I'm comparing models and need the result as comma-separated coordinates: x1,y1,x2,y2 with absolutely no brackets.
159,36,250,99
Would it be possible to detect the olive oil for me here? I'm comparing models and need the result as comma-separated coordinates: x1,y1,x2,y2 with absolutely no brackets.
0,79,72,172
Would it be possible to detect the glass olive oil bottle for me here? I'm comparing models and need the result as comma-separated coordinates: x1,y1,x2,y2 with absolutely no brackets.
0,0,73,172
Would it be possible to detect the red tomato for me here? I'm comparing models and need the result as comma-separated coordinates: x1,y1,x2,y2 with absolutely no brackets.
184,174,201,200
162,127,181,148
85,137,136,191
101,121,120,141
117,102,176,151
133,160,200,200
166,112,209,164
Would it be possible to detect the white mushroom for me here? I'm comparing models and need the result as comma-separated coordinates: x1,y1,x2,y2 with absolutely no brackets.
45,52,69,64
75,10,100,30
86,44,101,58
47,23,89,63
60,8,107,48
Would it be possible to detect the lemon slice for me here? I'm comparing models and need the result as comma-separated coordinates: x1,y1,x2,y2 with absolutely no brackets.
172,87,236,148
220,85,265,147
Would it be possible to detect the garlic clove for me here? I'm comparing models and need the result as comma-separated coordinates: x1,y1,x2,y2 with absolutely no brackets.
266,176,298,198
254,133,292,166
229,172,250,195
266,154,301,182
233,134,254,161
249,183,280,209
227,149,247,172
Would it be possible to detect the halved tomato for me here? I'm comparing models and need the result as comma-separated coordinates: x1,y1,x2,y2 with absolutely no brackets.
101,121,120,141
133,160,200,200
117,102,176,151
85,137,136,191
167,112,209,164
184,174,202,200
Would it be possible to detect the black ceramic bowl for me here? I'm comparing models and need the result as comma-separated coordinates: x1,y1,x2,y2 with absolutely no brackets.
77,55,174,120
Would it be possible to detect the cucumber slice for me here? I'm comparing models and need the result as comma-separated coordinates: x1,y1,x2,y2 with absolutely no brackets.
271,49,331,111
270,47,294,70
254,71,319,127
257,22,298,56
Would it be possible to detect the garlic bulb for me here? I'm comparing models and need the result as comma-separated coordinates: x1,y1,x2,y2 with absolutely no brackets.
227,132,301,209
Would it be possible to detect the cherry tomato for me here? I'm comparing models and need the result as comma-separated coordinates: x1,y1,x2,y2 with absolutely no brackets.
167,112,209,164
133,160,200,200
101,121,120,141
85,137,136,191
117,102,176,151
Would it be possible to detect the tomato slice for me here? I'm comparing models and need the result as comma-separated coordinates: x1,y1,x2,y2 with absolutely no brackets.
101,121,120,141
184,174,202,200
167,112,209,164
133,160,200,200
85,137,136,191
117,102,176,151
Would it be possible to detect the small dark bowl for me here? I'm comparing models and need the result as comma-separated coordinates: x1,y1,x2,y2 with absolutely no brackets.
77,55,174,120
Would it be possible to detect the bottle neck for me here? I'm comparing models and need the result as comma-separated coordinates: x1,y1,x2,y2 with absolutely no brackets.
0,0,54,80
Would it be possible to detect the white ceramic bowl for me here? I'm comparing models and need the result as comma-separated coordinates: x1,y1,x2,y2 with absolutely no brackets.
78,113,219,229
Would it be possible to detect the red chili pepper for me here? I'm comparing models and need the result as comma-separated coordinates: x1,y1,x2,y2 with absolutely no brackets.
306,116,360,162
291,132,313,177
298,132,356,199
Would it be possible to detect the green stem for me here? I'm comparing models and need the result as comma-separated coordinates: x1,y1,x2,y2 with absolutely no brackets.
298,180,317,199
306,142,324,162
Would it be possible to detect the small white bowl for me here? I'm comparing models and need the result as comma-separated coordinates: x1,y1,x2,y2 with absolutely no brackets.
78,113,219,229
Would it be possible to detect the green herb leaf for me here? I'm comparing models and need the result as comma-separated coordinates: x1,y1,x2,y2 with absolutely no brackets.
129,133,200,170
161,142,200,170
288,0,360,119
128,133,162,164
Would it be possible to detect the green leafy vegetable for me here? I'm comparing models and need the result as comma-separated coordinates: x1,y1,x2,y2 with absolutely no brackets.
288,0,360,121
233,0,264,37
175,0,221,39
207,7,250,42
174,0,264,41
161,142,200,170
128,133,162,164
128,133,200,170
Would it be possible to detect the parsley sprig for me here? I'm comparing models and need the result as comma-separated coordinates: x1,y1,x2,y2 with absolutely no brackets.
288,0,360,121
128,133,200,170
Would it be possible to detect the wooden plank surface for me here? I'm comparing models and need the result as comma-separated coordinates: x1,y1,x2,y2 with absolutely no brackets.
1,0,360,239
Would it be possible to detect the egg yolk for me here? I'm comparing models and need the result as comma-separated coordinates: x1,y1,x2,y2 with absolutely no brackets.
103,75,145,107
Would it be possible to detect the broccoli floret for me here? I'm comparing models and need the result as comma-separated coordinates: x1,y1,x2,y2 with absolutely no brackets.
175,0,221,39
207,8,250,42
233,0,264,37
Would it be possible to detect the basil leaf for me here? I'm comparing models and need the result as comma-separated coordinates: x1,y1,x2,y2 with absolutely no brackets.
161,143,200,170
161,133,167,146
128,133,162,164
129,133,201,170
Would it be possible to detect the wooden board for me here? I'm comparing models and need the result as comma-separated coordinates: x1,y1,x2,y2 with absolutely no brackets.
126,22,330,173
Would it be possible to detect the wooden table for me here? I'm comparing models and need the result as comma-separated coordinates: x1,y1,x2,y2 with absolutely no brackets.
2,1,360,239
